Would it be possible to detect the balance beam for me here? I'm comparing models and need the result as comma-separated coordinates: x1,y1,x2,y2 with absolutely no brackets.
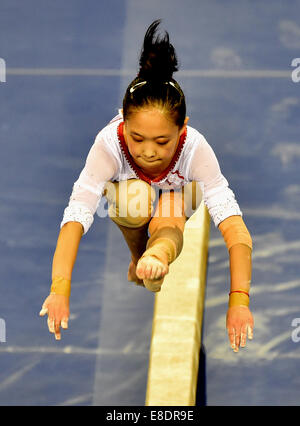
145,201,210,406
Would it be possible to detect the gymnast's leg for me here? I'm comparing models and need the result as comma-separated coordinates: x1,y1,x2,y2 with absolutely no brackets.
136,181,202,292
135,188,186,292
104,179,156,285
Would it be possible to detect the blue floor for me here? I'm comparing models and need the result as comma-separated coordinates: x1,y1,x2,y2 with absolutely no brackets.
0,0,300,406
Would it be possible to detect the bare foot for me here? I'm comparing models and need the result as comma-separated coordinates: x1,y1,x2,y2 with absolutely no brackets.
136,256,169,292
127,260,144,286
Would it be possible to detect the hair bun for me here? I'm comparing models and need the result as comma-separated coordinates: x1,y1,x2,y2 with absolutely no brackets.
138,20,179,82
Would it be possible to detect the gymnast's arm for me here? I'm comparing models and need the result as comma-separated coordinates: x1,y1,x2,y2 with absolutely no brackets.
188,137,254,352
39,135,118,340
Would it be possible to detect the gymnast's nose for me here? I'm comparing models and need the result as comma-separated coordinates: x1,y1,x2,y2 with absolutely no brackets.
142,144,156,160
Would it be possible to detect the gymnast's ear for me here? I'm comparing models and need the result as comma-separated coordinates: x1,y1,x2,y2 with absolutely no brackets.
179,116,189,135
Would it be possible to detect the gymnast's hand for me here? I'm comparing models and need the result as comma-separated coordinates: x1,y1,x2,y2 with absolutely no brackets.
39,294,69,340
226,305,254,353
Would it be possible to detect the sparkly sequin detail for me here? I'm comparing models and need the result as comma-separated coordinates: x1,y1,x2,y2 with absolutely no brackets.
204,187,242,227
60,203,94,235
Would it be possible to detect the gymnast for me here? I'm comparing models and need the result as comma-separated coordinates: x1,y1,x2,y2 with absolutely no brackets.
40,20,254,353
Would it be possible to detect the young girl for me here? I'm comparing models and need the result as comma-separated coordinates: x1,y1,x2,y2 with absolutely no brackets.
40,20,254,353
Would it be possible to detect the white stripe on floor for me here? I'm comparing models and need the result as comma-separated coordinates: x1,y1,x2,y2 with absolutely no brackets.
6,67,291,78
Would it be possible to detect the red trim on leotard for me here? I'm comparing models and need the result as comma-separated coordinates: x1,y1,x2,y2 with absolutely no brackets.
171,170,185,180
117,121,187,185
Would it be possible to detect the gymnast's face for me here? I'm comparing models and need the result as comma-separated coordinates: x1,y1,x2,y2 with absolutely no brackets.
124,108,188,176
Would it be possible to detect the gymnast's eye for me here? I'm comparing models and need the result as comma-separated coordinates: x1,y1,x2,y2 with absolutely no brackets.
130,133,144,142
157,139,169,145
132,136,143,142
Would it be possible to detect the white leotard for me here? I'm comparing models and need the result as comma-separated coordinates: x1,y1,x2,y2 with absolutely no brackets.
61,111,242,234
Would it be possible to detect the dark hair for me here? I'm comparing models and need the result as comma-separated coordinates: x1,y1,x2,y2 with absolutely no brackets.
123,20,186,128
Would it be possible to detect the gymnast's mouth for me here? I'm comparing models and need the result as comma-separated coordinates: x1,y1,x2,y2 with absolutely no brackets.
140,157,160,163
